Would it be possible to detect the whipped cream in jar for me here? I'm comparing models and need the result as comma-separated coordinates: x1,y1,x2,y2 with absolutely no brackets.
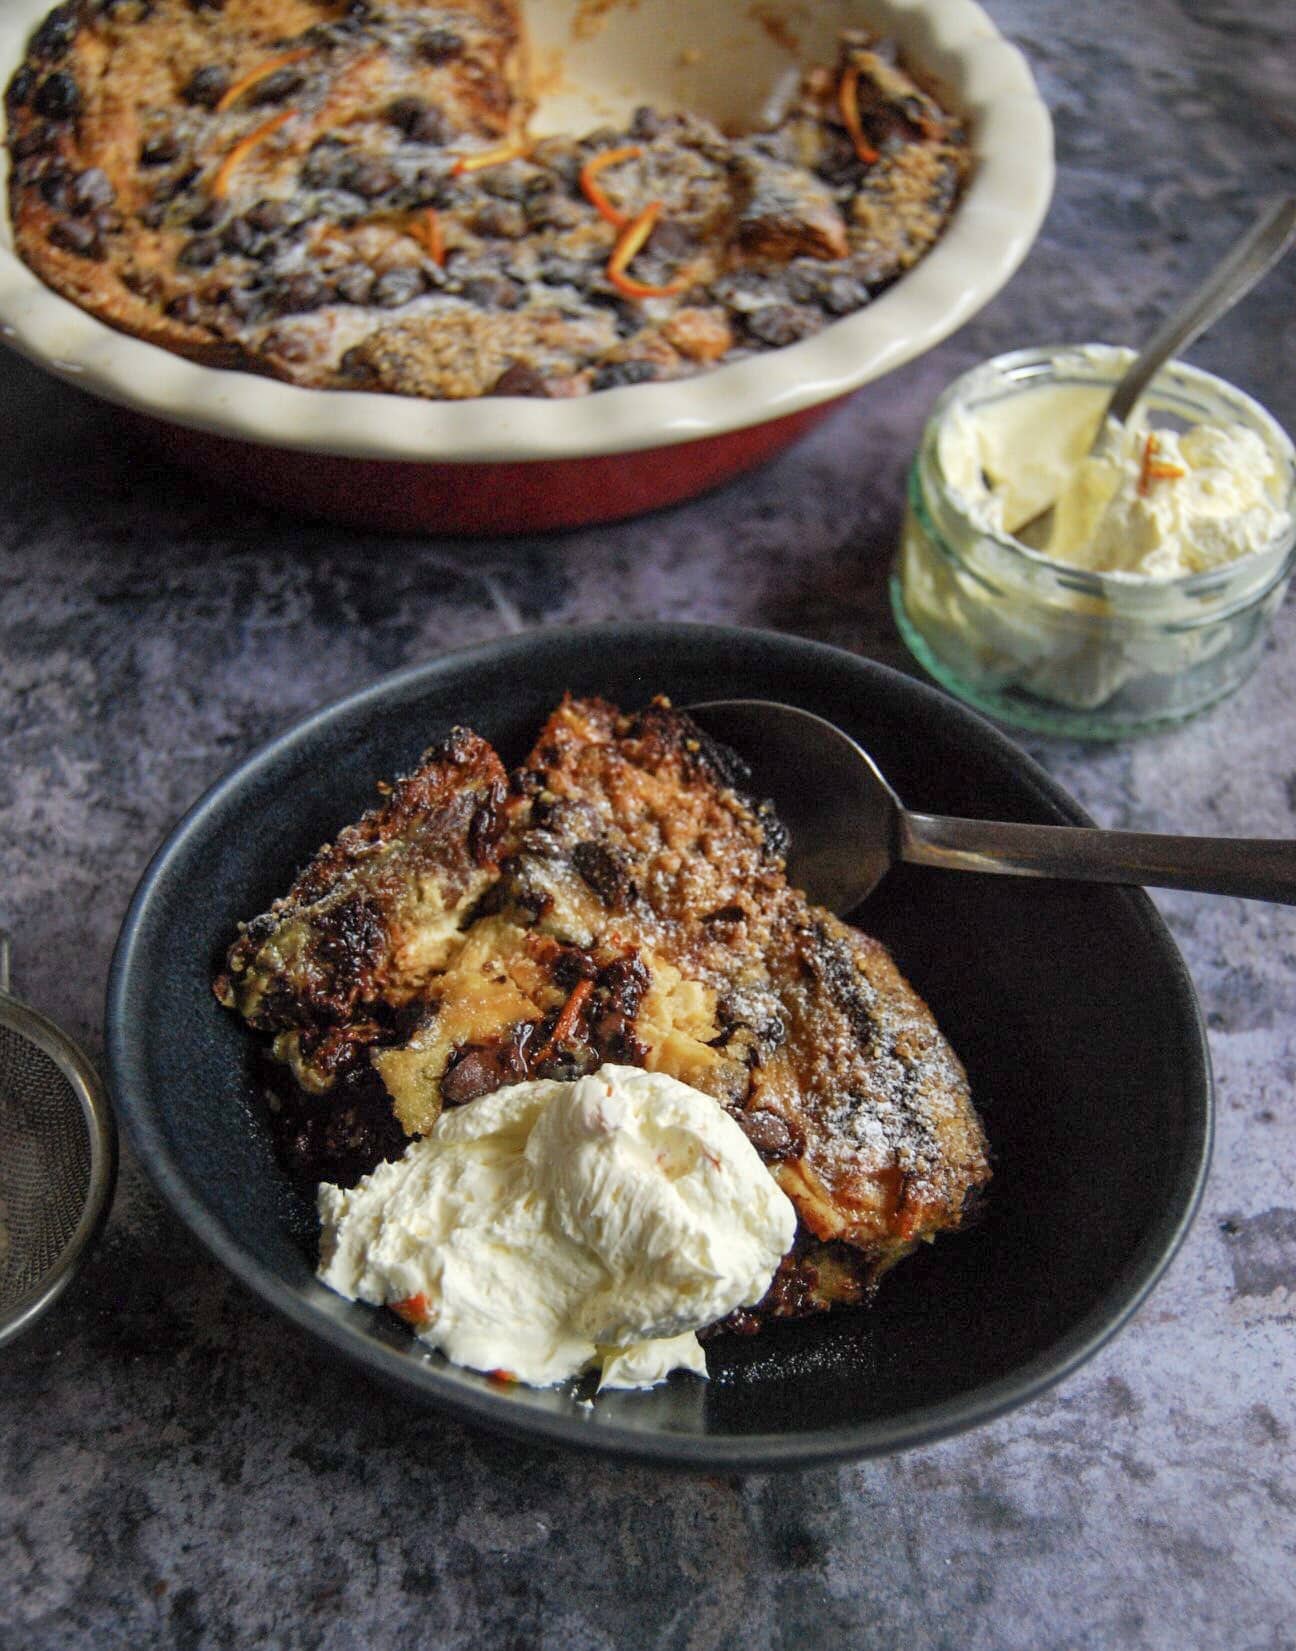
891,345,1296,737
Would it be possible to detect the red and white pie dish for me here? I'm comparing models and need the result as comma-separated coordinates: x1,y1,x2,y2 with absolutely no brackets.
0,0,1053,532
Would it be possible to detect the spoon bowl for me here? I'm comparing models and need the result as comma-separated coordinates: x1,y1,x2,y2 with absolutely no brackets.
690,699,901,914
689,698,1296,912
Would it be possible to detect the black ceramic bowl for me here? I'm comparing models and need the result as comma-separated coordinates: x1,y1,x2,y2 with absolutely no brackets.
106,624,1212,1470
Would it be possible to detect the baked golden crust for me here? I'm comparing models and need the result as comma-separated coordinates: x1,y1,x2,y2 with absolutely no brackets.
8,0,523,372
215,695,990,1326
213,724,511,1089
8,2,969,398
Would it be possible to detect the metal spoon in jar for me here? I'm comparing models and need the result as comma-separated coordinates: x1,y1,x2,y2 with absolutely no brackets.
688,700,1296,915
1016,194,1296,544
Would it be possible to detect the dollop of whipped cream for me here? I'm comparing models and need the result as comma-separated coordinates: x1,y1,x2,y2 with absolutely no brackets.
939,373,1292,578
316,1065,797,1390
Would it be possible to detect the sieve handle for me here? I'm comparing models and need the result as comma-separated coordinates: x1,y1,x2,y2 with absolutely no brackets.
0,931,9,996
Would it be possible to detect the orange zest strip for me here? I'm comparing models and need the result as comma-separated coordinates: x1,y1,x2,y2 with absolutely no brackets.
535,978,594,1061
838,65,879,164
451,136,531,176
1137,432,1185,496
215,47,313,115
407,206,445,265
579,144,643,227
211,108,296,199
390,1293,430,1326
607,201,690,300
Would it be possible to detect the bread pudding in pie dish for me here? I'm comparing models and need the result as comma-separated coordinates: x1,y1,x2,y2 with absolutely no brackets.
215,694,990,1385
0,0,1052,530
7,0,972,399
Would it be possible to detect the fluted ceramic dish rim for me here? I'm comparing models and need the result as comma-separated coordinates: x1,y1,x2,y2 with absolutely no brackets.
0,0,1053,463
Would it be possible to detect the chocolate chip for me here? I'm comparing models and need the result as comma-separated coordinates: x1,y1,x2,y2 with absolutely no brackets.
479,167,531,202
347,159,398,199
94,207,123,235
402,165,449,208
32,7,78,63
14,155,48,188
814,131,861,188
275,272,330,313
11,122,59,159
387,96,451,146
140,131,180,167
415,26,463,62
261,328,312,363
245,198,288,232
591,360,658,392
183,65,229,108
744,304,821,348
187,201,225,233
818,276,868,316
333,264,375,305
441,1041,528,1106
165,293,203,324
786,265,868,316
338,345,378,383
226,284,265,320
302,139,349,189
472,200,526,239
628,105,664,142
250,67,305,106
372,267,424,308
122,268,164,302
7,67,38,109
736,1109,796,1159
137,202,165,228
33,72,80,121
490,363,549,397
39,172,71,209
460,273,522,309
177,235,222,268
221,216,260,254
386,96,422,133
188,0,226,10
48,217,102,259
571,841,637,909
68,167,115,215
154,165,199,204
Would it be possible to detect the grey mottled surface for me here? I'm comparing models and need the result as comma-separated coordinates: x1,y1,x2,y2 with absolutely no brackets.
3,2,1296,1647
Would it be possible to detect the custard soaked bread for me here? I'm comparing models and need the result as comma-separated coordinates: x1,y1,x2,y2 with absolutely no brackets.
8,1,969,398
216,697,990,1325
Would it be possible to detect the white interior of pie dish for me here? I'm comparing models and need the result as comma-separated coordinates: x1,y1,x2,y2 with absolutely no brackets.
0,0,1053,463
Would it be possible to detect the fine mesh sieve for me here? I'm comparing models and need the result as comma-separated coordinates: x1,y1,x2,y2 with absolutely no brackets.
0,932,116,1346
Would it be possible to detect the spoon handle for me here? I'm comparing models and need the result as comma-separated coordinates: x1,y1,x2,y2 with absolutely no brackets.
900,814,1296,905
1104,195,1296,430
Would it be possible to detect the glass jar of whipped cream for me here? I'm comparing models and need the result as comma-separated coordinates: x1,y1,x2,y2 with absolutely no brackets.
891,345,1296,738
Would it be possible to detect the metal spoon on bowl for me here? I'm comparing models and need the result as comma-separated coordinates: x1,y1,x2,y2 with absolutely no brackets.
689,700,1296,915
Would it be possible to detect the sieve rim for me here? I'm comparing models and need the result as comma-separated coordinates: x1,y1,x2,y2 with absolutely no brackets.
0,992,117,1346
